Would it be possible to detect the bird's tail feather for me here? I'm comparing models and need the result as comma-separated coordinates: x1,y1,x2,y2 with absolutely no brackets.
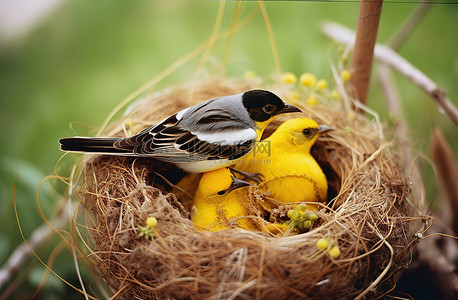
59,137,128,154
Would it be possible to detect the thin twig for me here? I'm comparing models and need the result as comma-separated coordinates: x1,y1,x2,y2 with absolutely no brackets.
322,21,458,126
66,166,89,300
378,64,427,213
223,1,244,67
378,66,409,158
0,207,70,290
379,65,403,117
378,2,432,207
387,1,432,50
258,1,281,76
195,0,226,78
355,224,394,300
414,218,458,298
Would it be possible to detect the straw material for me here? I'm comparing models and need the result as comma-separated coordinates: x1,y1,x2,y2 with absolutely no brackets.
76,78,426,299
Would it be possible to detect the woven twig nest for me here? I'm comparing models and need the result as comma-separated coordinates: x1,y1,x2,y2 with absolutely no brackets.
76,78,426,299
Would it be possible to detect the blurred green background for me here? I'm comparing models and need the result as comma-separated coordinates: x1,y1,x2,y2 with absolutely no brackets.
1,0,457,298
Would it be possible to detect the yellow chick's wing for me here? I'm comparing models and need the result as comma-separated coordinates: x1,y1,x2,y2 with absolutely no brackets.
235,118,333,210
191,168,256,232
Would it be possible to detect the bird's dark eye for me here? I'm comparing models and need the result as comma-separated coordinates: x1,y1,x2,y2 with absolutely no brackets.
262,104,275,114
303,128,311,136
217,190,226,196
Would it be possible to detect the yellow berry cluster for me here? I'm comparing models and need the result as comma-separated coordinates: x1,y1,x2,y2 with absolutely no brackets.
316,237,341,258
243,69,352,122
278,70,350,106
286,203,319,232
138,216,158,240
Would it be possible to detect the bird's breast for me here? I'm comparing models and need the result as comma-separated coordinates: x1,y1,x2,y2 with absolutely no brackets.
258,153,328,203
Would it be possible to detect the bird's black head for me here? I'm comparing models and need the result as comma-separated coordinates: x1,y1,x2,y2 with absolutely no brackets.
242,90,301,122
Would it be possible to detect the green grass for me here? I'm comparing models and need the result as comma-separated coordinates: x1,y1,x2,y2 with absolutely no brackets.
1,1,457,298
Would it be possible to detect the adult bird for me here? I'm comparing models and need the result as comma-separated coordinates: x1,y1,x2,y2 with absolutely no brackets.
59,90,301,173
191,168,255,231
236,118,333,210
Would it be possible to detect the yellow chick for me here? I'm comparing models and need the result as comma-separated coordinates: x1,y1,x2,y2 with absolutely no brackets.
191,168,255,231
236,118,333,210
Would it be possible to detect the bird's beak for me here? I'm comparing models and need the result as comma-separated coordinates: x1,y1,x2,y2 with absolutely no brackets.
278,103,302,114
317,125,334,134
227,177,251,193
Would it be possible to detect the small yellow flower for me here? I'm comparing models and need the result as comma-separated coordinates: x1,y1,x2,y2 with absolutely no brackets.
300,212,310,222
287,210,300,221
343,125,353,133
303,220,312,229
287,210,294,218
306,95,318,106
329,246,341,258
295,203,308,211
244,70,256,80
300,73,316,87
316,238,329,250
282,72,297,85
309,213,318,221
124,120,134,127
138,216,158,240
340,69,351,82
316,79,328,90
146,217,158,228
288,91,300,101
347,112,355,120
331,90,340,100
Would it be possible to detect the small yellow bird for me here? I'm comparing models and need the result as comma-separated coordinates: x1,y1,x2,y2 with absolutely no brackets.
191,168,255,231
235,118,333,210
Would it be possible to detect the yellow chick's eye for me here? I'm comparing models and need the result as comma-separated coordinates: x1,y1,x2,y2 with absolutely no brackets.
216,190,227,196
302,128,311,136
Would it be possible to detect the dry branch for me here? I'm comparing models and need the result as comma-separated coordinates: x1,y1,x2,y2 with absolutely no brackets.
387,2,432,50
379,65,402,117
350,0,383,104
322,21,458,126
431,128,458,234
0,209,70,290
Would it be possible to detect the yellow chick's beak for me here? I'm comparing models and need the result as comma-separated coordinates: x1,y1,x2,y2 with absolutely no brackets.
278,103,302,114
317,125,334,134
227,176,251,193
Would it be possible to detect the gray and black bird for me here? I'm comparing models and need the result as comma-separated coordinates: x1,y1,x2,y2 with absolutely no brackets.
59,90,301,173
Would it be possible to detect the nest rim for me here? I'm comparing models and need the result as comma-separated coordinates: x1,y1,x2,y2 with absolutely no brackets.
74,77,427,299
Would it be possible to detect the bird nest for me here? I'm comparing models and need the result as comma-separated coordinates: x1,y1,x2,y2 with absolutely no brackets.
75,77,426,299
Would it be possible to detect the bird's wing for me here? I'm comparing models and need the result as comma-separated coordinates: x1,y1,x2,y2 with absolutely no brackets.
114,112,256,161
